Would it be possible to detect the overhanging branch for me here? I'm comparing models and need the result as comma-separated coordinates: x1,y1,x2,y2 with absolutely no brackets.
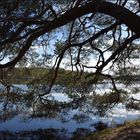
0,1,140,68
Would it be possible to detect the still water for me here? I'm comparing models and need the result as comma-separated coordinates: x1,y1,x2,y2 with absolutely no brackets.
0,83,140,137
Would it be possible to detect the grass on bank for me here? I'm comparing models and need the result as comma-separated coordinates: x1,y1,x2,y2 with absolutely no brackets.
81,119,140,140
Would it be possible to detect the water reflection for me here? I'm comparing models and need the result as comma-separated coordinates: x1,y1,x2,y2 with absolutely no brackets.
0,83,140,138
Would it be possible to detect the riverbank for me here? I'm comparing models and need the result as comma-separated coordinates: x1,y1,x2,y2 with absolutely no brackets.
81,119,140,140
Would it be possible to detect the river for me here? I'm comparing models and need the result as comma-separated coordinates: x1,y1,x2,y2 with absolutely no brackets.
0,83,140,138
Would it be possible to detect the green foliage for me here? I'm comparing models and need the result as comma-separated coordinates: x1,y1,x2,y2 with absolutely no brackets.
54,41,64,55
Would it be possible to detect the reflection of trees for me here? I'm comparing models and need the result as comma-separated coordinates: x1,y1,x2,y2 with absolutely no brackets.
0,85,95,122
0,84,140,123
0,92,20,122
0,128,68,140
0,89,34,122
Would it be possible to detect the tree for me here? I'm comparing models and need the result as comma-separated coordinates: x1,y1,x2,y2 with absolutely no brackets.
0,0,140,107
